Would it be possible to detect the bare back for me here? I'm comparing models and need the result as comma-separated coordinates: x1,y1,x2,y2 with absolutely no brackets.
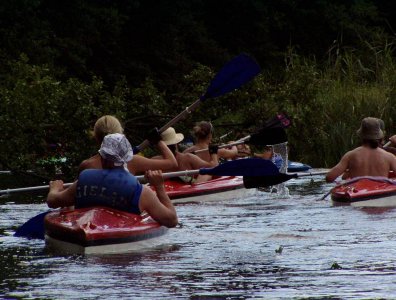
326,145,396,182
183,143,211,162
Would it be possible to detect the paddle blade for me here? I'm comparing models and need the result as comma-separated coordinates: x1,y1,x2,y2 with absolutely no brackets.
264,113,292,129
202,53,260,100
14,211,49,239
243,173,297,188
248,127,288,146
199,158,279,177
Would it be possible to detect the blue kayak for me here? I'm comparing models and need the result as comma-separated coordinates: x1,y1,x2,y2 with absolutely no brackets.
287,161,312,172
273,155,312,172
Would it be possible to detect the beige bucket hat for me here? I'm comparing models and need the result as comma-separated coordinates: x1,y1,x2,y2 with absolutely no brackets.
161,127,184,145
357,117,384,140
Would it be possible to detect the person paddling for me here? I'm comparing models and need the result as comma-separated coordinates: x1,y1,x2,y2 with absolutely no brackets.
47,133,178,228
183,121,238,161
152,127,219,183
326,117,396,182
78,115,177,175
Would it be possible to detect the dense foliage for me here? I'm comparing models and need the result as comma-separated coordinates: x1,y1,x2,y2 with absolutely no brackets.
1,0,396,179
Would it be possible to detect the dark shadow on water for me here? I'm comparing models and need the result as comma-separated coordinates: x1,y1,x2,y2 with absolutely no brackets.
44,243,183,266
357,207,396,215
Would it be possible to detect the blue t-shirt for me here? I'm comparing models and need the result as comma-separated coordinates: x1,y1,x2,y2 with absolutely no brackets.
75,168,143,214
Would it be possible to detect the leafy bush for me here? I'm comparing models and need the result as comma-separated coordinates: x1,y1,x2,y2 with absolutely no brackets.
0,55,128,178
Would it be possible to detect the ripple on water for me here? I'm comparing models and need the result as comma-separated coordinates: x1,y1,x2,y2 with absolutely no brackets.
2,174,396,298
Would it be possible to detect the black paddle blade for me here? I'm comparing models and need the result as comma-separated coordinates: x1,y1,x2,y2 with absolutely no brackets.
202,53,261,100
248,127,288,145
199,158,279,177
243,173,297,188
264,113,292,129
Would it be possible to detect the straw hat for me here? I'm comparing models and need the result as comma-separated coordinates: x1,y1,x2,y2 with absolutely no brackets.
161,127,184,145
356,117,384,140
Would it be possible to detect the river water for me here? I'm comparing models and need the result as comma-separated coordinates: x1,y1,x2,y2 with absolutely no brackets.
1,171,396,299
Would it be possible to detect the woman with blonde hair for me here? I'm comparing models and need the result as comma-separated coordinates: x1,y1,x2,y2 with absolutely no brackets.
78,115,178,175
183,121,238,162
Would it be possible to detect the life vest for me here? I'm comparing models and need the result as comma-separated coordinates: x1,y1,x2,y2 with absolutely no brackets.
75,168,143,214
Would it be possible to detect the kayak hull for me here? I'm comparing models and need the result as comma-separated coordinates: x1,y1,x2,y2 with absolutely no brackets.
287,161,311,172
44,207,168,255
273,156,312,172
163,176,247,204
331,177,396,207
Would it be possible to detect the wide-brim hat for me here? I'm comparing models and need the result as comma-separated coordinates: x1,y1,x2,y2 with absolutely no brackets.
161,127,184,145
99,133,133,165
356,117,384,140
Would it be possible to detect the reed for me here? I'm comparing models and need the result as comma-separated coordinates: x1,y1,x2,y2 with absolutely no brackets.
282,39,396,167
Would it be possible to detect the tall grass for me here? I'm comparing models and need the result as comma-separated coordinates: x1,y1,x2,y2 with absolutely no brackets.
279,38,396,167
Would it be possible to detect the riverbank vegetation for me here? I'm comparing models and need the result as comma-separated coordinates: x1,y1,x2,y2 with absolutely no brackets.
1,0,396,179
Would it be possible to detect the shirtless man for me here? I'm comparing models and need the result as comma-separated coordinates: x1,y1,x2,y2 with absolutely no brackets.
326,117,396,182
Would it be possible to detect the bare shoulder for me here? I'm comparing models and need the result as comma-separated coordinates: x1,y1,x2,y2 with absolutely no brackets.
183,145,197,153
341,149,356,160
78,155,100,173
384,150,396,160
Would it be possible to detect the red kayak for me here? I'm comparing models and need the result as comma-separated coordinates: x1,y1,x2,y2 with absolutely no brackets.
44,207,168,255
160,176,245,204
44,176,244,254
331,177,396,207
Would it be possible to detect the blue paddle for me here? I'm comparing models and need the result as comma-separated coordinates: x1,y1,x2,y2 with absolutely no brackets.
135,53,261,152
13,211,49,239
12,158,278,239
4,158,279,196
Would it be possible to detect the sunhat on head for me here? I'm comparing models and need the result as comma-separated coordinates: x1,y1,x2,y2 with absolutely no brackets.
376,118,385,134
99,133,133,169
356,117,384,140
161,127,184,145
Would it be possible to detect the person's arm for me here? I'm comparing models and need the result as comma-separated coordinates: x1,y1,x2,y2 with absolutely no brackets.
188,152,218,169
139,170,178,228
47,180,77,208
325,154,350,182
237,144,251,157
388,135,396,146
385,146,396,155
128,141,177,175
384,135,396,155
388,153,396,173
254,150,273,160
218,145,238,160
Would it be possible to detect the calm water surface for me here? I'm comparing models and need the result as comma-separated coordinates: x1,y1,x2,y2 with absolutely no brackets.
1,172,396,299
